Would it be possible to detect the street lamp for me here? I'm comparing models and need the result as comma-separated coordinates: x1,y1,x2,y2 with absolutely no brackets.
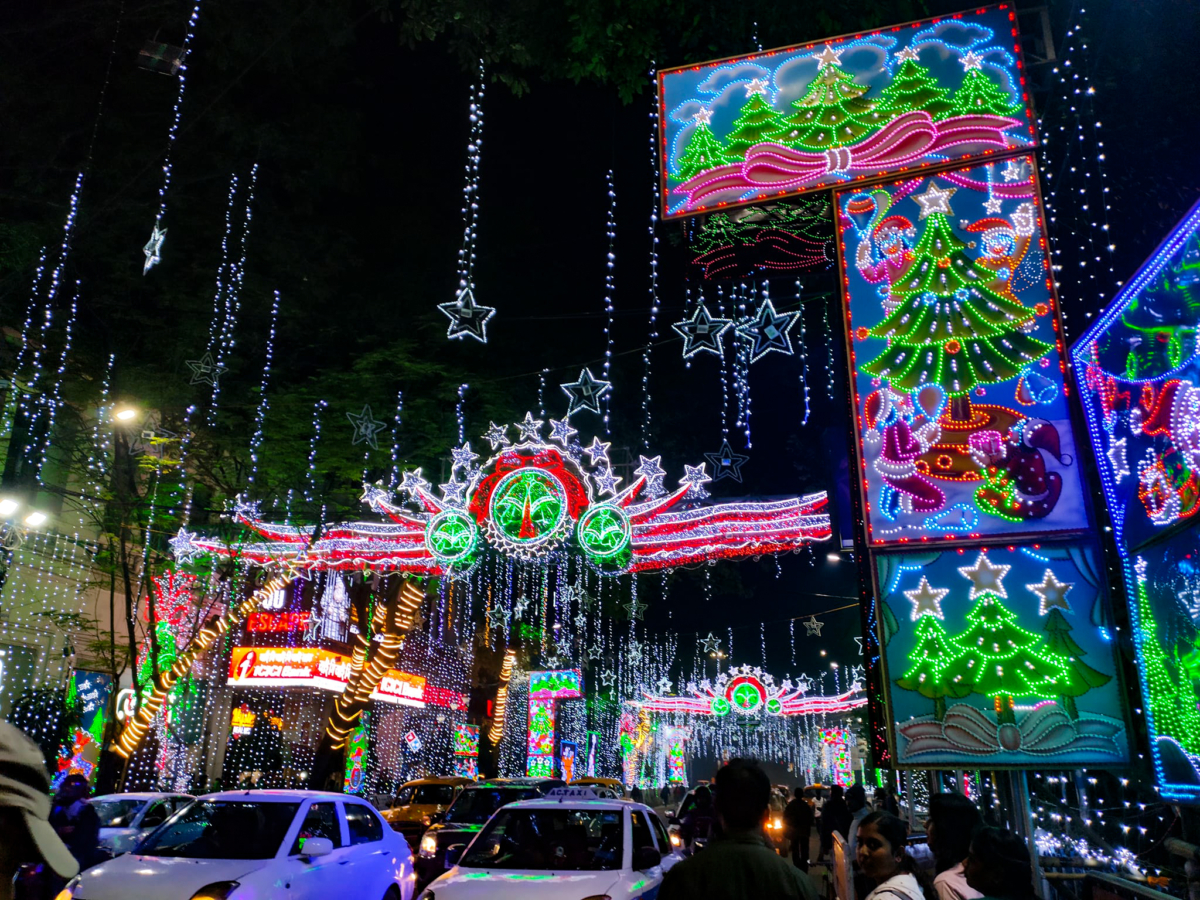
826,553,840,562
0,498,18,517
113,406,138,422
23,511,47,527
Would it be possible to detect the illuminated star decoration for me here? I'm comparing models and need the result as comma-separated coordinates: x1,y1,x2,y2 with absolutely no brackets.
744,77,769,96
587,643,603,660
513,595,531,618
450,442,480,473
681,463,712,499
600,670,616,688
803,615,824,636
593,467,622,496
700,632,721,655
850,665,866,687
1001,159,1026,182
438,287,496,343
347,405,388,449
143,225,167,274
736,299,801,363
904,576,949,620
515,412,544,443
561,368,612,417
584,436,611,466
624,597,647,621
959,50,984,71
894,46,919,63
573,611,587,629
957,551,1011,599
360,483,392,507
486,605,510,630
705,439,750,483
655,677,673,694
693,107,713,126
627,640,643,663
439,480,468,507
913,182,956,220
814,44,844,69
186,352,228,386
1028,570,1074,615
672,303,733,359
483,421,510,450
634,455,667,497
548,418,578,447
399,467,430,498
169,529,202,563
854,636,863,655
1107,437,1129,481
983,195,1004,215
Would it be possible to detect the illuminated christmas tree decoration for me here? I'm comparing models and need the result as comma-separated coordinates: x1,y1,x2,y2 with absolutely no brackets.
878,545,1128,766
658,6,1034,218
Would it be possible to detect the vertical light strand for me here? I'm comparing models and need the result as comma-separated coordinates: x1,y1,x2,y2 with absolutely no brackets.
641,62,661,450
304,400,328,508
797,280,810,426
389,389,404,488
209,163,258,425
603,169,617,435
247,290,280,488
456,383,469,444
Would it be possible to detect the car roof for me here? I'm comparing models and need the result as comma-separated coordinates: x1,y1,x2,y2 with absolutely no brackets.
198,790,356,803
402,777,473,787
504,796,656,813
90,792,190,801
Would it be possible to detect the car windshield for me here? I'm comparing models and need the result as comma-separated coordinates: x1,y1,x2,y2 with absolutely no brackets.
444,788,540,825
461,808,623,871
91,798,145,828
137,801,299,860
412,785,457,805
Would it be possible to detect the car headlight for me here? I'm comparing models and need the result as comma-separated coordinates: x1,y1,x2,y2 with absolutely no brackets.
189,882,240,900
419,834,438,857
418,891,435,900
52,878,80,900
670,833,682,847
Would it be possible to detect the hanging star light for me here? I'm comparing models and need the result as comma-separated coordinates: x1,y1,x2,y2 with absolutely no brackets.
735,299,800,363
600,670,616,688
143,225,167,274
515,412,544,443
854,637,863,655
1027,569,1074,614
672,303,733,359
548,418,578,446
513,595,531,618
957,551,1011,599
624,597,648,621
347,405,388,449
803,615,824,636
486,605,510,630
627,640,644,663
561,368,612,417
913,182,956,219
438,287,496,343
169,529,202,563
573,611,587,629
655,677,673,694
705,440,750,483
587,644,603,661
186,352,228,387
700,632,721,655
634,455,667,497
483,421,510,449
399,467,430,498
584,436,611,466
903,576,949,620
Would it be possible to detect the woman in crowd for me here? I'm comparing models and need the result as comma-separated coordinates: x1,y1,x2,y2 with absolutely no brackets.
926,793,983,900
855,811,935,900
963,827,1040,900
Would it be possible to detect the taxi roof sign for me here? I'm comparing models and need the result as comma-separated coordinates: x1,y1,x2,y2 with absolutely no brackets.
546,786,599,800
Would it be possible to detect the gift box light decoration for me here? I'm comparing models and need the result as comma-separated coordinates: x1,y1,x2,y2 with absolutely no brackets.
658,5,1034,219
835,156,1087,544
876,544,1128,766
170,413,831,576
1071,196,1200,554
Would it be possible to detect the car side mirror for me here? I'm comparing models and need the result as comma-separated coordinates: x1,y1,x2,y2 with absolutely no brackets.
429,812,445,825
444,843,466,868
302,838,334,860
666,814,678,825
633,846,662,871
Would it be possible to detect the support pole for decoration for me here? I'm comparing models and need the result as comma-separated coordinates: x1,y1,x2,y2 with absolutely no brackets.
114,575,290,760
310,578,424,787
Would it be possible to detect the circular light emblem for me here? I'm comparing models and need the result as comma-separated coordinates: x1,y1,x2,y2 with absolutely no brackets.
487,468,569,553
765,697,782,716
725,674,766,715
710,696,731,717
425,509,479,566
576,504,632,561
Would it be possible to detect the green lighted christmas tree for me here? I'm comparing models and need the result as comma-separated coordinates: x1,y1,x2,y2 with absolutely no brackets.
875,58,954,121
861,194,1051,422
1136,574,1200,754
676,122,728,180
941,592,1068,723
949,69,1019,117
777,65,886,151
896,614,970,720
722,91,790,163
1040,608,1112,719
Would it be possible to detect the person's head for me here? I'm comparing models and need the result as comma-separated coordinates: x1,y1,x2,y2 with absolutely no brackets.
964,826,1035,900
846,784,868,813
794,786,805,799
927,792,982,872
0,722,79,893
693,785,712,809
856,810,910,882
713,759,771,833
830,784,844,801
56,773,89,804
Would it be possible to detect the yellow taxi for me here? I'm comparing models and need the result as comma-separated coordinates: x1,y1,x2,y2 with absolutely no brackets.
567,777,626,799
381,776,473,846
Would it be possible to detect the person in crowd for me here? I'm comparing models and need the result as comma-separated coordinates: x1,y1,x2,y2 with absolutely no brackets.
680,785,716,853
659,759,817,900
856,811,936,900
883,789,901,817
926,793,984,900
660,784,671,808
963,827,1040,900
631,784,644,804
845,784,871,862
0,722,79,900
49,773,101,872
784,786,815,871
819,784,851,862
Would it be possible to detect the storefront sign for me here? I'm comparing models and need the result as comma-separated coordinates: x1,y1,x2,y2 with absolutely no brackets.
228,646,426,707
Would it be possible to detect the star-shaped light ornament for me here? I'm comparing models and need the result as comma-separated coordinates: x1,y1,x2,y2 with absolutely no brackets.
904,576,950,620
586,643,603,660
958,551,1011,599
515,412,544,443
693,108,713,126
803,615,824,636
360,483,393,507
705,440,750,483
624,597,648,621
548,418,578,447
545,654,562,669
584,436,612,466
983,195,1004,214
744,77,769,96
450,442,480,472
635,455,667,498
483,421,511,450
513,595,531,618
960,50,984,71
574,612,588,630
561,368,612,417
797,674,814,692
593,467,622,496
672,304,733,359
700,633,722,655
681,463,712,499
655,677,673,695
913,182,956,220
399,467,431,499
438,287,496,343
736,299,801,363
854,636,864,655
347,405,388,449
486,605,510,630
894,46,919,63
143,225,167,274
170,529,202,563
814,45,844,69
1028,570,1074,614
627,641,644,664
1001,159,1026,183
186,352,228,387
439,481,468,507
231,495,263,520
600,670,616,688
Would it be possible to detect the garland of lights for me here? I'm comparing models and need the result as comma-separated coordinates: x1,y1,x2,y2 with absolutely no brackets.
635,664,865,718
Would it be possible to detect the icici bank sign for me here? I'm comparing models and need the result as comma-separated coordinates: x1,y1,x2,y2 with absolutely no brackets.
227,646,426,707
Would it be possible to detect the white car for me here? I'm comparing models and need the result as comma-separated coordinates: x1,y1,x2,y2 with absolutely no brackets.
91,792,195,855
60,790,416,900
418,786,683,900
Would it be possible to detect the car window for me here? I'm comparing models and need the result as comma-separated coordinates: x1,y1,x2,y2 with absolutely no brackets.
461,807,622,871
140,801,170,828
443,788,540,825
650,813,672,853
345,804,383,845
91,798,145,828
138,801,299,860
412,785,457,805
395,786,415,806
290,802,342,854
630,810,656,853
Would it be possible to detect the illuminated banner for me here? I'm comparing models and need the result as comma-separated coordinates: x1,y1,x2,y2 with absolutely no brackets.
835,155,1087,544
1071,197,1200,554
526,698,556,778
877,543,1129,767
529,669,584,699
228,646,426,707
659,5,1034,219
453,723,480,757
246,611,311,633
